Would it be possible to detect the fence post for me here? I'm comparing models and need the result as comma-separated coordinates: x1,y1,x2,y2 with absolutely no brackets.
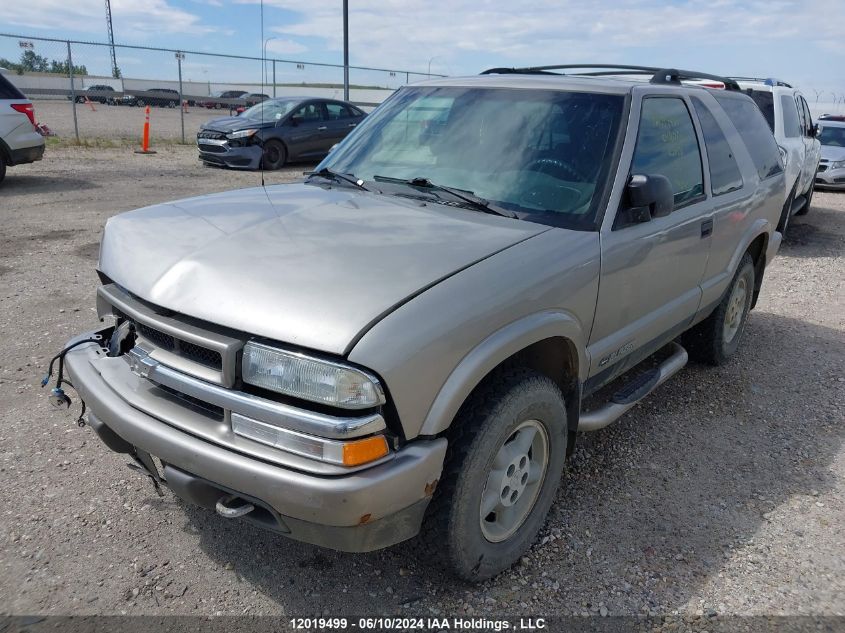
67,40,79,142
177,51,185,144
272,60,276,98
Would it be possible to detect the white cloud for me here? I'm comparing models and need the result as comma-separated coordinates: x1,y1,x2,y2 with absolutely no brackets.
235,0,845,76
265,38,307,56
3,0,216,38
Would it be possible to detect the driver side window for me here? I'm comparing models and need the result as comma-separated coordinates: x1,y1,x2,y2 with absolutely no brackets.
292,103,324,122
632,97,704,208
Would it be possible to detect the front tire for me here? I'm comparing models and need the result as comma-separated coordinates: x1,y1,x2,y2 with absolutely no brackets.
0,153,6,184
684,253,755,366
261,140,287,170
420,368,567,581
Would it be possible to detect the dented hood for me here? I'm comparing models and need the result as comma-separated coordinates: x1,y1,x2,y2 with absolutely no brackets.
99,183,546,355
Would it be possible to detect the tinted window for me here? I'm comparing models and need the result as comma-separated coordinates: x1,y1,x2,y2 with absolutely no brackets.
631,97,703,207
292,103,324,122
744,90,774,132
818,126,845,147
0,72,26,99
326,103,352,120
800,97,813,136
715,94,783,181
691,97,743,196
781,95,801,138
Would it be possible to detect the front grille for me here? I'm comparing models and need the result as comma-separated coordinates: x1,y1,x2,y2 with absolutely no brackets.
197,130,226,140
155,383,224,420
135,322,222,370
198,143,226,154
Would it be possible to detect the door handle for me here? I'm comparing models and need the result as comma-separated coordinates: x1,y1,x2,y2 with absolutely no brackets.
348,123,357,127
700,218,713,238
317,126,327,131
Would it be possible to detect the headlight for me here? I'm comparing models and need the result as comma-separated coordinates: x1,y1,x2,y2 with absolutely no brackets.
242,342,385,409
832,160,845,170
226,128,258,139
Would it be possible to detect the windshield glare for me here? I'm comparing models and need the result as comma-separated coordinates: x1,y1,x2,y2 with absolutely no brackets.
241,99,299,121
317,86,624,228
819,125,845,147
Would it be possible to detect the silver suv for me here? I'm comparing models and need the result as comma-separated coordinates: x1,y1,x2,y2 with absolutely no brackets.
0,72,45,184
54,66,785,580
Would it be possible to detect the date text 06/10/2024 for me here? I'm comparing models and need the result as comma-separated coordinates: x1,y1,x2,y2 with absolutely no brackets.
288,617,547,630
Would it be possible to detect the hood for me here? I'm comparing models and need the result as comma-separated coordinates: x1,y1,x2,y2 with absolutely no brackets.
99,183,548,355
821,145,845,162
201,116,272,133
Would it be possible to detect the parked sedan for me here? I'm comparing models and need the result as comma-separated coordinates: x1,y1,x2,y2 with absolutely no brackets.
121,88,180,108
197,97,366,170
196,90,247,109
68,85,117,104
815,120,845,190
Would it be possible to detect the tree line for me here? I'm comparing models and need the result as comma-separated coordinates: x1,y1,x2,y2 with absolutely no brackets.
0,50,88,76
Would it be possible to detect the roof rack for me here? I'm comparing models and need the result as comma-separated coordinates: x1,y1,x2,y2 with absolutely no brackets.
480,64,740,90
728,76,793,88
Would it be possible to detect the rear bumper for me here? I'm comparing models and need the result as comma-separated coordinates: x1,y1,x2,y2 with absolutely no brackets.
9,143,44,165
64,339,447,552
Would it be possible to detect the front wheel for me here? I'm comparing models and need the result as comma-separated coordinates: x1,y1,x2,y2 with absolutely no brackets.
419,368,568,581
684,253,755,366
0,153,6,184
261,140,287,170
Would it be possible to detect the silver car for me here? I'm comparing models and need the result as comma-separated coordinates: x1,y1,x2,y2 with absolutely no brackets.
55,66,785,581
0,72,44,184
815,120,845,190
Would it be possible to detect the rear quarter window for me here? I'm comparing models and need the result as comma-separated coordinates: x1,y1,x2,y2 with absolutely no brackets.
780,95,801,138
744,89,775,133
715,94,783,182
0,73,26,100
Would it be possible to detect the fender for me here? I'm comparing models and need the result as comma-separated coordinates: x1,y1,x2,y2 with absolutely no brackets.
699,218,771,312
418,310,587,437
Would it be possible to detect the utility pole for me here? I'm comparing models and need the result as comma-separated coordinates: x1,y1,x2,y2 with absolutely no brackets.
343,0,349,101
104,0,119,78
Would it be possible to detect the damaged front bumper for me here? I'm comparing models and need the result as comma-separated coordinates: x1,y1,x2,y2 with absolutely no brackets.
63,333,447,552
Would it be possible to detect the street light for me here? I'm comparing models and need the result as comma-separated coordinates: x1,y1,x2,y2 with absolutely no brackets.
263,36,278,94
428,55,441,78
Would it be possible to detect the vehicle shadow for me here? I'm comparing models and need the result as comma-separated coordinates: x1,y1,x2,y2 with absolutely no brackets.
0,173,99,195
179,310,844,616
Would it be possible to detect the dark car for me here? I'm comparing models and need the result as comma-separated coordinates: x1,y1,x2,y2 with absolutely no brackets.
244,93,269,106
197,97,366,170
121,88,180,108
197,90,248,109
68,85,117,104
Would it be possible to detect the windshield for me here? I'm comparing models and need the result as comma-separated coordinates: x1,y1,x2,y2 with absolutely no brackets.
316,86,625,229
241,99,299,121
819,125,845,147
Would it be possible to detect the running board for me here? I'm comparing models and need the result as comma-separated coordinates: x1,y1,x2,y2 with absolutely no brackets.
790,195,806,216
579,342,688,432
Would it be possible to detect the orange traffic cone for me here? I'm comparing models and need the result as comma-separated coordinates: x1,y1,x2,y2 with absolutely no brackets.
134,106,156,155
84,96,96,111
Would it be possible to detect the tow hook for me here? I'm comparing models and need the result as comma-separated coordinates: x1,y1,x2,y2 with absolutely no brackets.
215,494,255,519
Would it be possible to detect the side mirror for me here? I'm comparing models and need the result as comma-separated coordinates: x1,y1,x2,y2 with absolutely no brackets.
627,174,674,219
810,123,819,138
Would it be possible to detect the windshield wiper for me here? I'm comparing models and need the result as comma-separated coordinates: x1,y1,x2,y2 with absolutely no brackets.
306,167,370,191
373,175,517,219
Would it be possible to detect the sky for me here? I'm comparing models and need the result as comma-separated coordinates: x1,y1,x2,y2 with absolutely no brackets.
1,0,843,109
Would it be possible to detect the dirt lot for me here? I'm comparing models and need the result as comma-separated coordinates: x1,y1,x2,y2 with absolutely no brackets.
0,146,843,623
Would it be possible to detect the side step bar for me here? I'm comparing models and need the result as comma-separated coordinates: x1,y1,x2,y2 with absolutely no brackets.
579,342,688,432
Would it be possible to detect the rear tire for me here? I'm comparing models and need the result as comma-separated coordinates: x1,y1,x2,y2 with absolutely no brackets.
684,253,755,366
418,367,568,581
0,153,6,184
261,140,286,170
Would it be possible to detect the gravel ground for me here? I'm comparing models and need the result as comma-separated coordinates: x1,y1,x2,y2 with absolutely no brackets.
0,147,843,623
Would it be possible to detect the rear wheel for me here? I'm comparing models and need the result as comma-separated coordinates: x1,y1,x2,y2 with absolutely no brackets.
261,140,287,170
0,153,6,184
419,368,568,581
684,253,755,366
167,100,176,108
136,99,145,107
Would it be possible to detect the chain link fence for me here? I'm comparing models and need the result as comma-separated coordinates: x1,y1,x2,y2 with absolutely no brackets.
0,33,443,144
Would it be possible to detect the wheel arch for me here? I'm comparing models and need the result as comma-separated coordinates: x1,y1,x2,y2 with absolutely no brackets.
418,311,586,445
745,231,769,309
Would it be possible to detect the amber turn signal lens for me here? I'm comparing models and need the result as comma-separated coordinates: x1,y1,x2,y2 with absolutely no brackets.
342,435,389,466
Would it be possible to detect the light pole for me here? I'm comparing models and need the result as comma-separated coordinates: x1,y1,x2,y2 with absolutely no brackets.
428,55,440,78
343,0,349,102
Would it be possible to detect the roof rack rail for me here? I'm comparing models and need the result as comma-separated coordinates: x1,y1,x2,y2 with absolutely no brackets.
728,76,793,88
480,64,740,90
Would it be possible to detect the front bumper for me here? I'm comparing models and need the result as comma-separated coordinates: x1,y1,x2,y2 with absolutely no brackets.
197,139,262,170
815,166,845,190
64,337,447,552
